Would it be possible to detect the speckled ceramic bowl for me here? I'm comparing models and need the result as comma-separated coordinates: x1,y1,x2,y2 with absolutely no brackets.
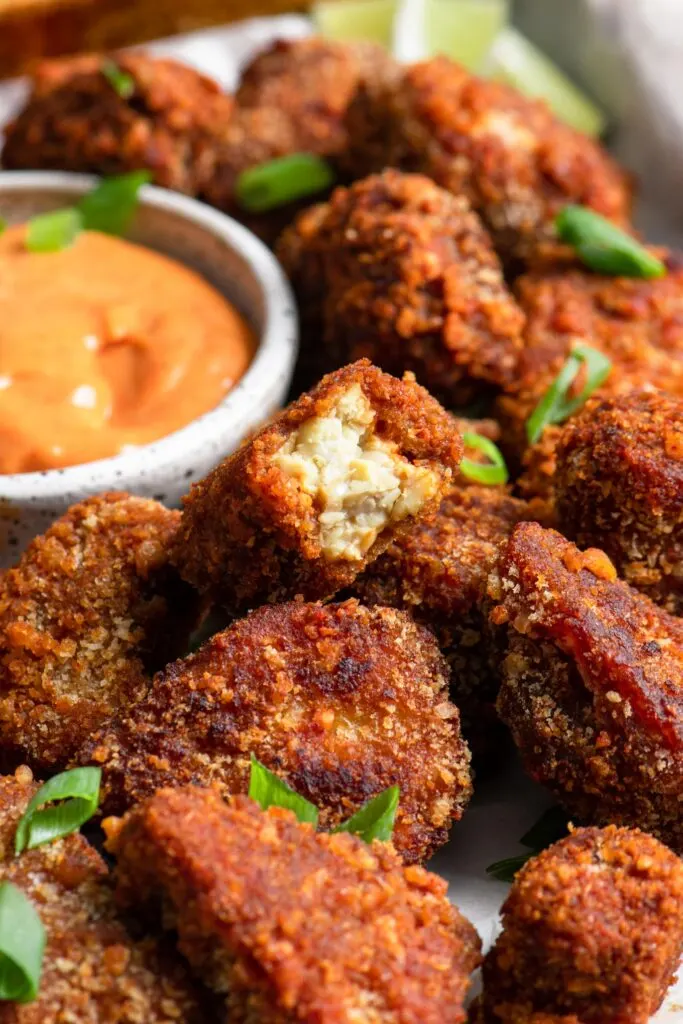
0,171,298,565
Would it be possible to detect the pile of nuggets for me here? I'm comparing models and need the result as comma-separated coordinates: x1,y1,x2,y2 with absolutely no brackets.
0,33,682,1024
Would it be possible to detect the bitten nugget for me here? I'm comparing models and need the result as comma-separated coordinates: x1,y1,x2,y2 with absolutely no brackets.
491,522,683,851
554,390,683,615
173,360,463,614
107,786,482,1023
344,56,632,268
81,598,472,864
498,259,683,497
0,493,197,775
276,170,525,403
0,768,209,1023
2,53,232,193
478,826,683,1024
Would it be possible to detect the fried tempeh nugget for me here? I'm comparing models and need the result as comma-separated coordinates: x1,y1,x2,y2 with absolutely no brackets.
172,361,463,614
276,171,525,403
0,768,210,1024
343,56,632,269
80,598,472,865
2,53,232,194
107,786,482,1024
477,826,683,1024
0,493,197,776
490,522,683,851
555,390,683,616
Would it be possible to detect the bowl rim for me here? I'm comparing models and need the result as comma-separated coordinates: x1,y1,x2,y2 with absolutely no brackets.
0,170,298,497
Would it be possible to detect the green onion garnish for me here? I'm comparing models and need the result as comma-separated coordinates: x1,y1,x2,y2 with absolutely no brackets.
526,343,612,444
25,207,83,253
0,882,45,1002
555,205,666,279
248,755,319,826
486,805,569,883
0,218,6,237
14,767,101,854
333,785,400,843
101,59,135,99
460,432,509,486
236,153,335,213
78,170,151,236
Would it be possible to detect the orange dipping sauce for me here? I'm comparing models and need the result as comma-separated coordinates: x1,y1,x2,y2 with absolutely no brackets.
0,227,255,473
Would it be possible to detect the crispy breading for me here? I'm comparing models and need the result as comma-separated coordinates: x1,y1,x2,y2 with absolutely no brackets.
2,53,231,193
490,522,683,851
172,360,463,614
276,171,525,404
0,768,210,1024
555,390,683,615
478,826,683,1024
342,56,632,268
80,598,472,865
106,787,482,1024
0,493,197,776
497,258,683,498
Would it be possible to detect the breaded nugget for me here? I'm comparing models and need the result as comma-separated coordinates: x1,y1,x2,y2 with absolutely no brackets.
173,360,463,614
0,768,210,1023
80,598,472,864
0,493,197,775
351,471,530,760
478,826,683,1024
490,522,683,851
555,390,683,615
498,258,683,497
344,56,632,268
2,53,232,193
107,786,482,1023
276,170,525,403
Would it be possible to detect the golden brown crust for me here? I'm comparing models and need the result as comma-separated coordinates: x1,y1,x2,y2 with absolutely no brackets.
172,360,463,614
80,598,472,865
108,787,482,1023
491,522,683,850
555,390,683,615
2,52,232,193
0,769,209,1024
276,170,526,404
0,493,197,775
344,56,632,269
479,826,683,1024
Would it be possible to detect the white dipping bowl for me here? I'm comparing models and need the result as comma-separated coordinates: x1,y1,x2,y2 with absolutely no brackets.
0,171,298,565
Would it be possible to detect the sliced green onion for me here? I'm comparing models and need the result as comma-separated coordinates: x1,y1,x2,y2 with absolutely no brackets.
0,882,45,1002
14,767,101,854
78,170,151,236
486,805,569,883
460,432,509,486
236,154,336,213
248,755,319,826
556,206,666,279
526,343,612,444
333,786,400,844
101,59,135,99
25,207,83,253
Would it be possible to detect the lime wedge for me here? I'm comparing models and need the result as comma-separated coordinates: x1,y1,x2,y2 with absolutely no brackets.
312,0,397,47
425,0,508,71
484,26,606,136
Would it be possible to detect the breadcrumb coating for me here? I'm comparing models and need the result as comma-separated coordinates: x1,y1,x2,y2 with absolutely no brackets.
107,787,482,1024
276,171,525,403
80,598,472,865
478,825,683,1024
172,361,463,615
343,56,632,268
555,390,683,615
2,53,231,193
491,522,683,851
0,493,197,776
0,768,210,1024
